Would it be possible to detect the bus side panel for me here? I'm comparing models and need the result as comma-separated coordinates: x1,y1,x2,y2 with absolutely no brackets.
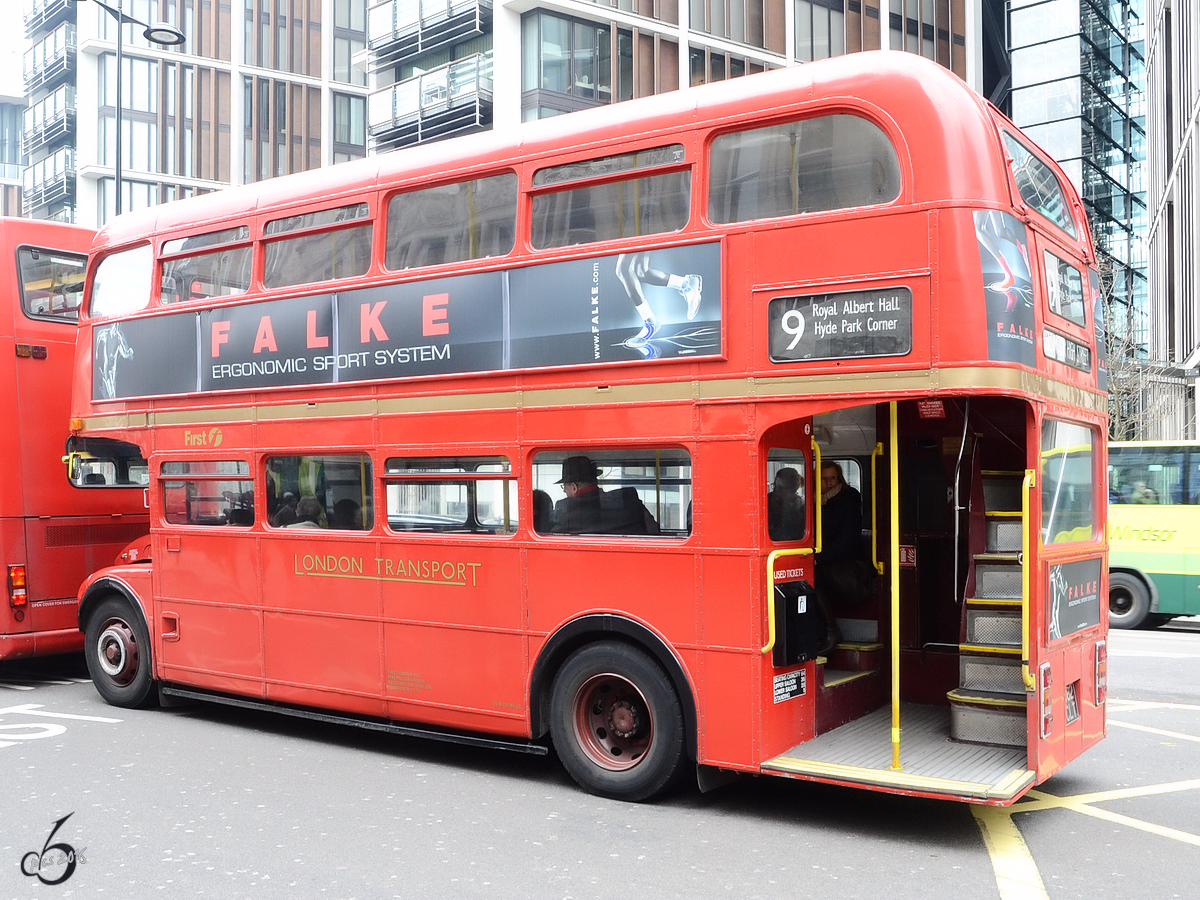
380,540,526,733
0,516,30,651
697,648,761,769
692,555,759,768
261,532,385,717
154,531,265,694
24,516,150,605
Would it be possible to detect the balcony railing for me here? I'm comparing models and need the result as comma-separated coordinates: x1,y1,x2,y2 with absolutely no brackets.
22,147,75,215
23,84,76,157
24,0,74,34
368,51,493,150
23,22,76,93
367,0,491,68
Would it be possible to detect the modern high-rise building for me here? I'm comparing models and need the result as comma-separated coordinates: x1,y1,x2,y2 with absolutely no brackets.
21,0,370,226
1007,0,1148,361
0,94,24,216
366,0,978,153
1146,0,1200,436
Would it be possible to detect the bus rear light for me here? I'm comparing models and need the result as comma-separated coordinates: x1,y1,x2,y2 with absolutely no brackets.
1039,663,1053,739
1094,641,1108,705
8,564,28,609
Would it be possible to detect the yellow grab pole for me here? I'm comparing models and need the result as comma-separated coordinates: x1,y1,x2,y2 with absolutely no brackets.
1021,469,1037,691
889,402,902,770
812,436,823,555
871,442,885,575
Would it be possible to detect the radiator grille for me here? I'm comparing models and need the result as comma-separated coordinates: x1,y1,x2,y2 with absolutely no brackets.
44,522,149,549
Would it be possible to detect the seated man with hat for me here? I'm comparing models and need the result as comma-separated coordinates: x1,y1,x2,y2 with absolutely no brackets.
552,456,660,535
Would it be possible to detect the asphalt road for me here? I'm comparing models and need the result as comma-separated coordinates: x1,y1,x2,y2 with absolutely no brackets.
2,623,1197,899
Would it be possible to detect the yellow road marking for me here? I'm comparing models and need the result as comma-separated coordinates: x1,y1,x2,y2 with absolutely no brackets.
1012,786,1200,848
972,806,1049,900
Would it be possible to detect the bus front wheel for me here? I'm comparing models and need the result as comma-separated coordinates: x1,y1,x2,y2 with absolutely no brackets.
1109,572,1150,630
550,641,685,802
84,596,156,708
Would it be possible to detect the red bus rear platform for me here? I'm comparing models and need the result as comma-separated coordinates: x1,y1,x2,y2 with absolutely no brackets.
762,703,1036,804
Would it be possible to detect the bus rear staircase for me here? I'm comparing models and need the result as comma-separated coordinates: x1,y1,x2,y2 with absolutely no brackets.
759,471,1035,801
947,471,1029,748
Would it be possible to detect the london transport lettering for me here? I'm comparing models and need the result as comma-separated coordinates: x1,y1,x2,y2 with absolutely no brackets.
293,552,482,587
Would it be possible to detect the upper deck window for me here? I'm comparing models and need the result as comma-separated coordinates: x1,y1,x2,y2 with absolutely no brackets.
18,246,87,322
385,174,518,270
708,114,901,224
263,203,373,289
1002,133,1077,239
530,168,691,249
90,244,153,318
1043,249,1086,327
160,226,252,304
532,145,686,186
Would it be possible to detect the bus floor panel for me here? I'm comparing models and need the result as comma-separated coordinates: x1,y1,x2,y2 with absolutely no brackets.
762,702,1033,802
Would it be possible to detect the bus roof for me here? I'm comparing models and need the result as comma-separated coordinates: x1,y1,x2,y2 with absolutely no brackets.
95,52,1052,253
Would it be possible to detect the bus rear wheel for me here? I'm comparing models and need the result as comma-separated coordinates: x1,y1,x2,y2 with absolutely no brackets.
1109,572,1150,630
550,642,685,802
84,596,156,708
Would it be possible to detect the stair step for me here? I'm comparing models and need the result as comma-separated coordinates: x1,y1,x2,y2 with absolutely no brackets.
975,564,1023,600
960,653,1026,693
986,516,1023,551
966,605,1022,646
948,688,1027,747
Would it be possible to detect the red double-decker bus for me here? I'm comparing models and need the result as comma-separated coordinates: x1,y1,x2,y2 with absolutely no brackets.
0,219,149,661
70,52,1107,803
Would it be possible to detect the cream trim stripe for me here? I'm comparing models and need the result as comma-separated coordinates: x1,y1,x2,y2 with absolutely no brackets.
83,365,1107,431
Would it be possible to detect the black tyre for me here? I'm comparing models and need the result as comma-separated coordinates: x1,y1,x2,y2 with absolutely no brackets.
1109,572,1151,630
549,641,685,802
84,596,156,708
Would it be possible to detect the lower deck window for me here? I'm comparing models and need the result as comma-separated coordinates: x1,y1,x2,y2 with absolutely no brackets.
385,457,517,535
266,455,373,530
162,460,254,527
532,450,691,537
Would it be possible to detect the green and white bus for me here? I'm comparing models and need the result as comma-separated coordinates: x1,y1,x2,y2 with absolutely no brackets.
1108,441,1200,628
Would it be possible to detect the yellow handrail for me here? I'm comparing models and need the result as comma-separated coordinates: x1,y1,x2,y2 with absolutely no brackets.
812,436,823,555
888,402,902,770
762,547,814,654
871,441,885,575
1021,468,1037,691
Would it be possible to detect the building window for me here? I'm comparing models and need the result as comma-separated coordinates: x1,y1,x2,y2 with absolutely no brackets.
522,12,613,118
795,0,845,62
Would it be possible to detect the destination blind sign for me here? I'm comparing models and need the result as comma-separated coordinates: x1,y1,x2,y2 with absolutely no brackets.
768,287,912,362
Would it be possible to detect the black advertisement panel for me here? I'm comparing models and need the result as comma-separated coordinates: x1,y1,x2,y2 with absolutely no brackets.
507,244,722,365
1047,557,1102,641
93,315,198,400
976,210,1036,367
90,242,723,400
202,295,336,391
767,287,912,362
338,273,506,381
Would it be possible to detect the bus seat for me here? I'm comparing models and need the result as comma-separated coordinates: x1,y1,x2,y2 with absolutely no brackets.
84,473,107,485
